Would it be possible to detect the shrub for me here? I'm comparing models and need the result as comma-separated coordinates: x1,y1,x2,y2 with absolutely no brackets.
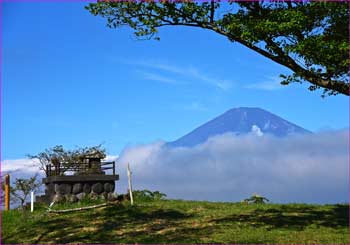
132,190,166,202
243,193,269,204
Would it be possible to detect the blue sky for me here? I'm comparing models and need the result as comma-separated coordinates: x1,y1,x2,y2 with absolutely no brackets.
2,2,349,160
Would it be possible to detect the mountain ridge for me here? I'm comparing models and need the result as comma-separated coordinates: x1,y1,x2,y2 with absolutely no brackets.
167,107,311,147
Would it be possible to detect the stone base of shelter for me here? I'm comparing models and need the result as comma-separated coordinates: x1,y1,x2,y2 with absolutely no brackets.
36,175,119,204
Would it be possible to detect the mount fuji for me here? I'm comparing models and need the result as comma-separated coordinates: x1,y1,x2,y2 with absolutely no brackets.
167,107,311,147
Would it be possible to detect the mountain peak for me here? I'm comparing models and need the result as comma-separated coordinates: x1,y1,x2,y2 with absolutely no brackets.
226,107,268,113
167,107,311,147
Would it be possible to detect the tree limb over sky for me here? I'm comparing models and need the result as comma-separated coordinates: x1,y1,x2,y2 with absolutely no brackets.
86,1,349,97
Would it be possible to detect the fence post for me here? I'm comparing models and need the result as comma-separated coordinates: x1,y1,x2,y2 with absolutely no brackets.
127,163,134,206
5,174,10,211
31,191,34,212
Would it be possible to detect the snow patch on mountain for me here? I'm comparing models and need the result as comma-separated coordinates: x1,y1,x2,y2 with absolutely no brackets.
251,125,264,136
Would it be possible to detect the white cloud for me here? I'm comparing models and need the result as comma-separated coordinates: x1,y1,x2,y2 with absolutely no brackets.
183,66,232,91
116,130,348,204
251,125,263,136
124,59,234,91
104,155,119,162
138,71,179,84
183,101,207,112
245,75,285,91
3,132,348,205
2,158,40,174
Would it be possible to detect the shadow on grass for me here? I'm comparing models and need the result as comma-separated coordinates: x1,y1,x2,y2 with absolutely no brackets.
5,203,348,244
7,204,215,244
210,204,349,231
90,205,213,243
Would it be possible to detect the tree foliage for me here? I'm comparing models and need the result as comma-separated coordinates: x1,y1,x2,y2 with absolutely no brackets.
86,0,349,96
28,145,106,176
7,175,42,208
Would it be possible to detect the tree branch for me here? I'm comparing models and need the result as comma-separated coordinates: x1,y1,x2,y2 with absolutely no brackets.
210,1,215,23
264,38,349,95
95,3,349,96
152,20,349,95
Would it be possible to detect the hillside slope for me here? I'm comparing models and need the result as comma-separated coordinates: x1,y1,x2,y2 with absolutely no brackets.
3,199,348,244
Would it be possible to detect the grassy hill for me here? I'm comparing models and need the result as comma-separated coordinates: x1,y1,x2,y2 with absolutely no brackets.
2,198,349,244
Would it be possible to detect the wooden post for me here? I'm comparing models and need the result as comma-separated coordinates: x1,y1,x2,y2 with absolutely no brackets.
5,174,10,211
127,163,134,206
31,191,34,212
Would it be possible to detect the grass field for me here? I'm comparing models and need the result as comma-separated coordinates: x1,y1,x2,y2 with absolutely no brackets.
2,198,349,244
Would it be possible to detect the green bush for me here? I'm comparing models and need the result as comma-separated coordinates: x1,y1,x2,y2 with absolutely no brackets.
133,190,166,202
243,193,269,204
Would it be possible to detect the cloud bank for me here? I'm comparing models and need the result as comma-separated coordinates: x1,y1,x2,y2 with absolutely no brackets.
1,158,43,182
2,131,348,204
117,130,348,204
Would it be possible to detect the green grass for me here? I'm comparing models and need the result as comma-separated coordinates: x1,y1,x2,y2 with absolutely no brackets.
2,199,349,244
50,197,106,211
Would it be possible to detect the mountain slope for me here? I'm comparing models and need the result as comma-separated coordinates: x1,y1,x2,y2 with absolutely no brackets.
167,107,311,147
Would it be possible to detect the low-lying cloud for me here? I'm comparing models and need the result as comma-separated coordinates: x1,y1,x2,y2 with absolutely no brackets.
2,131,348,204
1,158,43,181
117,130,348,204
